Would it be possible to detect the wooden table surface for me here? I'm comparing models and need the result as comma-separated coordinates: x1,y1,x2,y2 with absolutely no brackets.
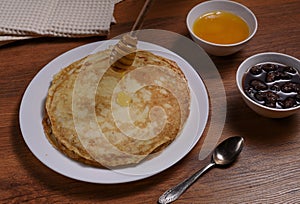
1,0,299,203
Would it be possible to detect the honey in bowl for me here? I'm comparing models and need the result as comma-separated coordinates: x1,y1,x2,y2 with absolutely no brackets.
193,11,250,44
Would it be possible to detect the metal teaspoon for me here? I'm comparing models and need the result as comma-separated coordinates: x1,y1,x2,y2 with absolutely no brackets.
158,136,244,204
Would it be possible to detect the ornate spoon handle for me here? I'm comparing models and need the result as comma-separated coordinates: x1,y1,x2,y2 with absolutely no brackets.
158,162,215,204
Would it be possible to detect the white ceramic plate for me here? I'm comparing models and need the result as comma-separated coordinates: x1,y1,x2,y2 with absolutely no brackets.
19,40,209,184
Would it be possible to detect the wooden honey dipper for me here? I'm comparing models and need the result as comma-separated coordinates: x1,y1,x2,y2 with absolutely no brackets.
110,0,155,71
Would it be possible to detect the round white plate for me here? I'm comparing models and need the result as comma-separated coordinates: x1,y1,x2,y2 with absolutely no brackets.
19,40,209,184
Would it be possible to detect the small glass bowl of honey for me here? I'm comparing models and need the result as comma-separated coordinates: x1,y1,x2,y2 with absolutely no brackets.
186,0,257,56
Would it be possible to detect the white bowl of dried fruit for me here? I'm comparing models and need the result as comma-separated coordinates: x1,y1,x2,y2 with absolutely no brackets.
236,52,300,118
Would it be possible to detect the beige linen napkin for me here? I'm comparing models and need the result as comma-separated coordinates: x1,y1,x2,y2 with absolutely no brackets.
0,0,122,45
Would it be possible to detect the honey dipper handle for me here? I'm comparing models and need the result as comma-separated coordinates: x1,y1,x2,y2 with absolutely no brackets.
131,0,155,35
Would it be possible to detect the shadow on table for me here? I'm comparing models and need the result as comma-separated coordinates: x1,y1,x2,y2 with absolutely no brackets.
227,94,299,146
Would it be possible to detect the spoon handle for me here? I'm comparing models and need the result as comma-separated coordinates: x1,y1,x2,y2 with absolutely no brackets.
158,162,215,204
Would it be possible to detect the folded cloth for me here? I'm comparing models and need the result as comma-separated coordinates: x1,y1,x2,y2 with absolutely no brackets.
0,0,122,45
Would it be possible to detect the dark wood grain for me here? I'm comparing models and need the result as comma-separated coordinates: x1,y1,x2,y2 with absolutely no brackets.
1,0,299,203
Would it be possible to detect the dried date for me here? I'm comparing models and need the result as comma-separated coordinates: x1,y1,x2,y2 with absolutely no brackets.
279,97,297,109
284,66,297,74
250,79,267,90
281,82,300,93
261,63,277,72
250,65,262,75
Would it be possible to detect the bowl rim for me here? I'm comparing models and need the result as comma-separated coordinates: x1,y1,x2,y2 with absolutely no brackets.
236,52,300,112
186,0,258,47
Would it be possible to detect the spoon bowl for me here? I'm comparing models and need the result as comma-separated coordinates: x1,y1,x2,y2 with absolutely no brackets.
213,136,244,166
158,136,244,204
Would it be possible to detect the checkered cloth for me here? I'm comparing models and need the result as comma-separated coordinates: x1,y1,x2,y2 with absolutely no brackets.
0,0,122,45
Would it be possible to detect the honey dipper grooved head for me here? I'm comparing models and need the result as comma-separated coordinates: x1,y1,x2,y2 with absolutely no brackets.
111,34,138,72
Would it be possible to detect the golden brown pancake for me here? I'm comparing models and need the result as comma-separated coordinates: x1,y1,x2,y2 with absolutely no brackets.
42,48,190,168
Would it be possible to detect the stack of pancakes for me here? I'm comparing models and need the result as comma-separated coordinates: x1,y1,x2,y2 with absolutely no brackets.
42,48,190,168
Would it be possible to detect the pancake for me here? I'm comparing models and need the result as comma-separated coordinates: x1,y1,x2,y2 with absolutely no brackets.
42,48,190,168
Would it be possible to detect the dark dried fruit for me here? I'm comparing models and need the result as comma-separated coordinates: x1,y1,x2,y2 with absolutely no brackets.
265,94,279,108
281,82,299,93
279,97,296,108
266,71,279,82
266,71,292,82
284,66,297,74
279,72,292,80
254,92,265,101
270,83,281,91
250,65,262,75
250,79,267,90
265,101,276,108
296,94,300,102
262,63,277,72
296,84,300,92
254,91,279,108
281,82,293,92
265,91,279,103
